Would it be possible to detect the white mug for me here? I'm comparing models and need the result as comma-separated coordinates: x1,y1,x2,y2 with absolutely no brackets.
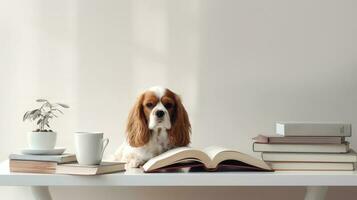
74,132,109,165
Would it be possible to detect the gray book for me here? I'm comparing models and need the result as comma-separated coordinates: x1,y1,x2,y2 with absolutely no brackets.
253,142,349,153
276,122,352,137
262,150,357,162
9,153,76,163
253,134,345,144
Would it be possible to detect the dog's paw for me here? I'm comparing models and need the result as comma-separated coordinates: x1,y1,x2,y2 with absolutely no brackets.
124,153,146,168
126,159,144,168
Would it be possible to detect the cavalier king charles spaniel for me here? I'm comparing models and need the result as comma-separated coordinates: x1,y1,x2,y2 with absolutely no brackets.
114,86,191,168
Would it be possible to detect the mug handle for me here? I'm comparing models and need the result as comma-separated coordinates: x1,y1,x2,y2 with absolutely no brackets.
101,138,109,158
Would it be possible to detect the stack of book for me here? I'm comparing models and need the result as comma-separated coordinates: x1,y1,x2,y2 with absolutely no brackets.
253,122,356,171
9,153,125,175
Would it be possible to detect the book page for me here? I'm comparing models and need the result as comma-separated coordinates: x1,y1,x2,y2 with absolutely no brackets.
203,146,271,170
202,146,230,160
143,147,211,171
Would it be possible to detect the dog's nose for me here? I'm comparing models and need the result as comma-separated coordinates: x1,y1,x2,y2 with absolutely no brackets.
155,110,165,118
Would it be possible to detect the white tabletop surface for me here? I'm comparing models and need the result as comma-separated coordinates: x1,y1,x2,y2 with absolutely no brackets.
1,160,357,186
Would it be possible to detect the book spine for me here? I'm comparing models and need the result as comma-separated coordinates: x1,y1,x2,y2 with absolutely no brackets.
276,123,352,137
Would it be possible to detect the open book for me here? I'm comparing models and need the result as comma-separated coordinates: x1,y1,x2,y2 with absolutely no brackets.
143,146,272,172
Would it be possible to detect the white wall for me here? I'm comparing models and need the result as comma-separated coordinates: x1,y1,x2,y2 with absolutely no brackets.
1,0,357,199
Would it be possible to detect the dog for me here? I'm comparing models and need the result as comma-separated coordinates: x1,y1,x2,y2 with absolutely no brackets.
114,86,191,168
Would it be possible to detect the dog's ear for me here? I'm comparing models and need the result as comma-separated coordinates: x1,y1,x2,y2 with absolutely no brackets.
126,93,150,147
168,93,191,147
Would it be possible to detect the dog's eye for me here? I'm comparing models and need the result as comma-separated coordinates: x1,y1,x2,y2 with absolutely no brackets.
164,103,173,109
145,103,154,108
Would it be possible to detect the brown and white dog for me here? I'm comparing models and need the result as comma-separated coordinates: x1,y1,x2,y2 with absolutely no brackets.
114,86,191,168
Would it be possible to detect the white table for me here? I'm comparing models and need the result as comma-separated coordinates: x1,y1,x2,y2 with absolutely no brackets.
1,160,357,200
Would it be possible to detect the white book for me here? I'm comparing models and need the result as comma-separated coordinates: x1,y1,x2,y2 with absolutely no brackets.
9,153,76,164
56,162,125,175
268,162,354,171
262,150,357,162
253,142,349,153
276,122,351,137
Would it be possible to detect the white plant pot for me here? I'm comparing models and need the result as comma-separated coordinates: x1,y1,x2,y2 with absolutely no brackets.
27,131,57,150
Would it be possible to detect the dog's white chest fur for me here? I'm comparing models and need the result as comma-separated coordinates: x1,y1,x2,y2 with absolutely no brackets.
115,128,170,168
147,128,170,153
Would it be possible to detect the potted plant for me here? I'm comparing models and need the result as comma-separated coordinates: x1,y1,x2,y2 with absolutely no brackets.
23,99,69,150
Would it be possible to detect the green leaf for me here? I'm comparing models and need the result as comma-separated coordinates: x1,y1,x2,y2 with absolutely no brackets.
32,110,41,120
36,99,47,102
23,111,30,121
37,119,42,125
30,109,39,115
52,108,63,114
56,103,69,108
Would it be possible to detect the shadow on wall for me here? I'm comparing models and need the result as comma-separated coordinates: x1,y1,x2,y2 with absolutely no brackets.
74,0,202,153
